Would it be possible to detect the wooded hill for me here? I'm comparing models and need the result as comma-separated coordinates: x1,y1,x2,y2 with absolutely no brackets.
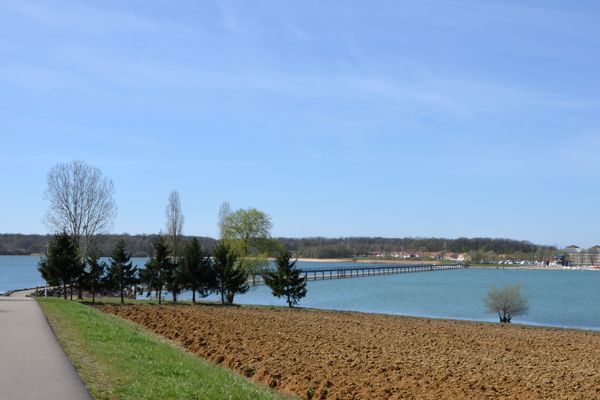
278,237,557,259
0,234,215,257
0,234,556,258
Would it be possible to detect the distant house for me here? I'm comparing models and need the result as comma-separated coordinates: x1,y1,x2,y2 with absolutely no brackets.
564,245,581,265
564,245,600,266
589,246,600,265
438,252,465,262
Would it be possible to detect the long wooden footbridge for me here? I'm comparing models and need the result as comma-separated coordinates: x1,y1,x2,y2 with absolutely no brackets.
252,263,467,284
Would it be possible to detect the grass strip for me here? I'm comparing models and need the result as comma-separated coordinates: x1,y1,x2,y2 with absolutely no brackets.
37,297,289,400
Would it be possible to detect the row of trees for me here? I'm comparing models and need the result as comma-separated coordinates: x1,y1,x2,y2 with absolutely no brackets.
38,234,136,303
38,232,307,307
141,233,306,307
37,161,301,307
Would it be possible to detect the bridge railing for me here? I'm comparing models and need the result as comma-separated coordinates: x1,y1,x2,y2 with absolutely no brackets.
252,263,467,284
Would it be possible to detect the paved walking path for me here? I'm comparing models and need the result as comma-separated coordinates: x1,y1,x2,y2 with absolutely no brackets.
0,296,92,400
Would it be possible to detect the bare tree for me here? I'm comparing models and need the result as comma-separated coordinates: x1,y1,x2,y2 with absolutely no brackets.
217,201,231,239
44,160,117,257
485,284,529,323
165,190,184,261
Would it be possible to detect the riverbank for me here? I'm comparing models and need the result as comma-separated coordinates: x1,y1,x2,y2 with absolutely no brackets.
99,303,600,399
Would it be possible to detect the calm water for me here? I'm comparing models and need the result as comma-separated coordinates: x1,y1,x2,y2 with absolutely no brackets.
2,256,599,330
0,256,45,293
0,255,148,293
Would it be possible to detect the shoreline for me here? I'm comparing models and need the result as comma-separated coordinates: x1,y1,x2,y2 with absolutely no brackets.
298,258,600,271
470,264,600,271
298,258,452,265
236,302,600,333
296,257,352,263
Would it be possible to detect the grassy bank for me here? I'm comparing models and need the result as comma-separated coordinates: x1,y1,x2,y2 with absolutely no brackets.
37,298,289,400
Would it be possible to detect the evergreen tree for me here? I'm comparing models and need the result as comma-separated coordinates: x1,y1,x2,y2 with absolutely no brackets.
263,250,307,307
182,238,215,303
213,241,248,304
38,232,81,299
74,267,88,300
141,235,170,304
108,239,137,304
141,258,160,302
164,260,184,302
86,252,107,304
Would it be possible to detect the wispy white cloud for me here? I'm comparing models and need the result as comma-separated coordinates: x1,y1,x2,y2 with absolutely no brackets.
4,40,596,123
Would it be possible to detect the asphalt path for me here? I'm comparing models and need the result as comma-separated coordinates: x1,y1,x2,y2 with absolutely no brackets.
0,297,92,399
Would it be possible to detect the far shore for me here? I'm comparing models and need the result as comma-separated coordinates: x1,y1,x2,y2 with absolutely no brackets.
297,257,352,263
471,264,600,271
297,257,450,265
298,257,600,271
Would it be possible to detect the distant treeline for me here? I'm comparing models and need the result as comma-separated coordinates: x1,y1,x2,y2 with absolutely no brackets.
0,234,556,258
280,237,557,259
0,234,216,257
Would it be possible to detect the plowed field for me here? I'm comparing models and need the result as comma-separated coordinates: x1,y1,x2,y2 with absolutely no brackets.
98,304,600,399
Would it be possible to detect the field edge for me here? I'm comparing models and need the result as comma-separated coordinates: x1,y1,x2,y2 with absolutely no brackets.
36,297,290,400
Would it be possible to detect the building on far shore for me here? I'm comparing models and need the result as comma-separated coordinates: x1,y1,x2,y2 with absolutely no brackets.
564,245,600,266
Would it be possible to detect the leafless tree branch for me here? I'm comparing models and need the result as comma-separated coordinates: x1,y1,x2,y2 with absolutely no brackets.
44,160,117,257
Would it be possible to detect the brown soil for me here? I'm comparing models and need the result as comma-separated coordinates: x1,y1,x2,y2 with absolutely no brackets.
98,304,600,400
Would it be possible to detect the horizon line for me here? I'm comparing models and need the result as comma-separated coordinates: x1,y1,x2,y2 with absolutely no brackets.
0,232,582,248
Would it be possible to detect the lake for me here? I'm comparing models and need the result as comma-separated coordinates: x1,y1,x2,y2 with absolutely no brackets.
2,256,599,330
0,255,149,294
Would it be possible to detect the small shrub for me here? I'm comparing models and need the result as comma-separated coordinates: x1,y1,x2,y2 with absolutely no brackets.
485,284,529,323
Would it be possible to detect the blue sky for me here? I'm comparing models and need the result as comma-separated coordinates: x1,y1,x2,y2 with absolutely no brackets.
1,0,599,247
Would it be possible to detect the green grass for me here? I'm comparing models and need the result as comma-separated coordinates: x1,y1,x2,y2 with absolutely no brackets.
36,297,290,400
